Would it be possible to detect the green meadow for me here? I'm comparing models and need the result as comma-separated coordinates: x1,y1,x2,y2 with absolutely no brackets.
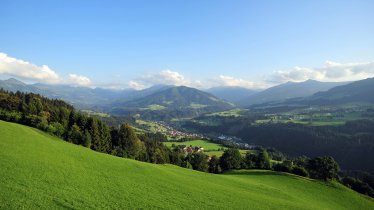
204,149,249,157
163,139,226,151
1,120,373,209
163,139,250,157
206,108,246,117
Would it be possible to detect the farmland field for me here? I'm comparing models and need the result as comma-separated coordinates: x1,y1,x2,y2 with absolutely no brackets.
204,149,251,157
163,140,252,157
206,108,247,117
163,139,226,151
1,120,373,209
254,105,374,126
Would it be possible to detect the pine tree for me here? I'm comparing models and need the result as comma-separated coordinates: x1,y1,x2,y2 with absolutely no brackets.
257,149,271,169
99,122,111,153
83,129,92,148
118,123,145,159
68,123,83,144
89,118,101,151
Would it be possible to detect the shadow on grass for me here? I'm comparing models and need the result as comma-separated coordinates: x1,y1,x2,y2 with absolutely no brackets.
222,170,341,188
53,199,75,210
222,170,282,176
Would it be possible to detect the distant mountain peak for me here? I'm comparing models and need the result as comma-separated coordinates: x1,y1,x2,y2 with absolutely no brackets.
4,78,26,85
304,79,318,83
109,85,234,119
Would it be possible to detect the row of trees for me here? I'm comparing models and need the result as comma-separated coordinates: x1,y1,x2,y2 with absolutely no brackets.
203,148,340,181
341,175,374,197
172,146,340,182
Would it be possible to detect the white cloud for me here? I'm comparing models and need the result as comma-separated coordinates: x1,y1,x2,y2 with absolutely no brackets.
214,75,269,89
128,80,146,90
67,74,92,87
128,69,193,89
2,52,373,91
141,69,191,86
0,52,60,83
0,52,92,87
269,60,374,83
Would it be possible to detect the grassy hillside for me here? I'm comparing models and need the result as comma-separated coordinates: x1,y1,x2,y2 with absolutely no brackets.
0,120,373,209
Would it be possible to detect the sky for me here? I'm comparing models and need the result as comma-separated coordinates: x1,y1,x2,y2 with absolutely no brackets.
0,0,373,90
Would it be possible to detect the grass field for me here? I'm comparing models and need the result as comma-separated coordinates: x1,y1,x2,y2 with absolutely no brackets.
204,149,250,157
143,104,166,110
80,110,110,117
1,120,373,209
255,119,346,126
189,103,208,109
206,108,246,117
163,139,227,151
163,140,251,157
254,106,374,126
135,119,168,133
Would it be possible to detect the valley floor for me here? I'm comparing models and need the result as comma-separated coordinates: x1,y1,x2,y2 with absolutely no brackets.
0,120,373,209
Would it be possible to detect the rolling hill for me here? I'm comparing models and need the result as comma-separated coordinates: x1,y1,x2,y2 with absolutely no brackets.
109,86,234,119
238,80,349,106
0,120,373,209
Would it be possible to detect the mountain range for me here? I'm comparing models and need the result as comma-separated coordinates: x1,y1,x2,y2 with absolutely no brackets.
0,78,134,108
0,78,233,119
250,77,374,109
1,77,373,118
237,79,350,107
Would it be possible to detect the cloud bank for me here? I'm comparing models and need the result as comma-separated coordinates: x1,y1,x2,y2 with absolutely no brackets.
140,70,191,86
213,75,268,89
269,60,374,84
128,80,146,90
128,60,374,90
0,53,92,87
67,74,92,87
1,52,373,90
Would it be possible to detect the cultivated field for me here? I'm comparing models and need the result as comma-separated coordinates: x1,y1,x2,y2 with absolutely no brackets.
163,139,226,151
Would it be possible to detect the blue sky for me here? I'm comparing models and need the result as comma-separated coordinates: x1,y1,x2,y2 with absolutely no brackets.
0,0,373,89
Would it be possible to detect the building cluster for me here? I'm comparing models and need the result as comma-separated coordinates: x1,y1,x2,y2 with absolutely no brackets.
154,121,204,139
182,146,204,154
